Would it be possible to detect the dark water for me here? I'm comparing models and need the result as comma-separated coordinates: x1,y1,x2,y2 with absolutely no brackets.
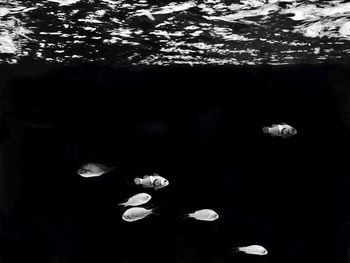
0,64,350,263
2,0,350,65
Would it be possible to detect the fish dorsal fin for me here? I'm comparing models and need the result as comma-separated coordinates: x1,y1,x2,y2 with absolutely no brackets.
271,124,277,127
281,122,287,125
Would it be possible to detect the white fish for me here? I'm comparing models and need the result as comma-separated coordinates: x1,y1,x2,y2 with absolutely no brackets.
122,207,155,222
186,209,219,221
231,245,268,256
77,163,115,178
134,173,169,190
262,122,297,139
119,193,152,207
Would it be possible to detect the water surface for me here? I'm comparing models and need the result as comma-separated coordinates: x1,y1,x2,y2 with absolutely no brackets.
1,0,350,65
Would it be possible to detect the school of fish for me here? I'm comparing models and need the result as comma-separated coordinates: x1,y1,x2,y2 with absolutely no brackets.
76,122,297,256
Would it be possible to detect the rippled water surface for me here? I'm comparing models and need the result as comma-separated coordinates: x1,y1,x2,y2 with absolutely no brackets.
1,0,350,65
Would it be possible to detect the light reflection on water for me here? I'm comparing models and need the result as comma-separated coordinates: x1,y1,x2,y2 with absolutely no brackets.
1,0,350,65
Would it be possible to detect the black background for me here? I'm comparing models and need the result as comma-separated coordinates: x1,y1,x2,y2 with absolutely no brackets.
0,62,350,263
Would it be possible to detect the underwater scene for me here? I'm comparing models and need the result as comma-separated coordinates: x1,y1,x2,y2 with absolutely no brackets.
0,64,350,263
1,0,350,262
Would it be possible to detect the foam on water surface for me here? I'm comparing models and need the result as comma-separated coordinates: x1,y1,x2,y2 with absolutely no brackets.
0,0,350,64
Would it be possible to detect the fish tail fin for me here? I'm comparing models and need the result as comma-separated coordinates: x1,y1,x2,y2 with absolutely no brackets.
183,213,190,219
262,126,269,134
104,166,116,175
118,202,126,207
179,212,190,220
151,206,161,216
108,166,117,172
230,247,240,254
134,177,142,185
